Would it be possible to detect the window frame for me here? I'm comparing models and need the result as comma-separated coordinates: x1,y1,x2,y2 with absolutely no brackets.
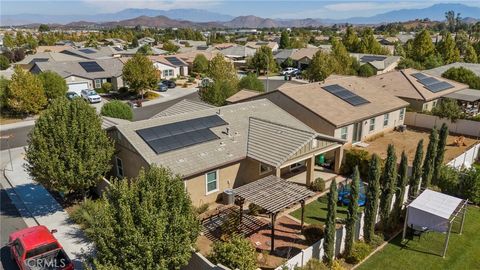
340,126,348,140
369,118,375,132
94,79,102,88
205,170,219,195
399,108,405,120
259,163,272,175
383,113,389,127
115,156,124,178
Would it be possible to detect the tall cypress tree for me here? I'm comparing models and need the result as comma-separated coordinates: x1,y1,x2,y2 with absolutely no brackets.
363,154,381,243
422,128,439,188
433,124,449,185
379,144,397,232
345,166,360,257
323,179,338,267
392,151,409,227
408,139,424,199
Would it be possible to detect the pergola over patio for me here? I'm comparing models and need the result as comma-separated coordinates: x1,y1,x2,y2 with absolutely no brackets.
402,189,468,257
233,175,315,253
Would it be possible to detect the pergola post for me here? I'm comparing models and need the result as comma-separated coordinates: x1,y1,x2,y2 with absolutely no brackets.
442,221,453,258
235,197,245,232
300,200,305,233
306,155,315,186
402,207,409,241
459,202,467,235
270,212,277,254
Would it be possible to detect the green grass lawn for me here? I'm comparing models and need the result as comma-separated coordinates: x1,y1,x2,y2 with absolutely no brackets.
357,206,480,270
289,196,363,225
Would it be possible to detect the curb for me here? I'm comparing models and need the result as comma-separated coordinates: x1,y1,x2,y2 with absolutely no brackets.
0,120,36,131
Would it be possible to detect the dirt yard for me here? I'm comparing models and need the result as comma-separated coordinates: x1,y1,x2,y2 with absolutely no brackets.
352,129,479,165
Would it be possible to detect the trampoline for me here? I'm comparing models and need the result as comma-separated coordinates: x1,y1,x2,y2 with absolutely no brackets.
338,179,366,206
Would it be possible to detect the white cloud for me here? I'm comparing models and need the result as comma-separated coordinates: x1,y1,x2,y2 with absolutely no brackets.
82,0,220,13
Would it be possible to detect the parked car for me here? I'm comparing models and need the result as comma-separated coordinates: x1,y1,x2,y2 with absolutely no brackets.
157,82,168,92
81,89,101,103
161,80,176,88
65,91,79,100
8,225,74,270
280,67,299,75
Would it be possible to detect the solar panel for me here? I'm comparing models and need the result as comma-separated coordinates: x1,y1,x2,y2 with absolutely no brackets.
165,57,185,66
113,47,123,52
79,61,104,73
425,81,454,93
322,84,370,106
79,48,96,54
418,77,440,86
360,55,387,62
411,73,428,80
136,115,228,154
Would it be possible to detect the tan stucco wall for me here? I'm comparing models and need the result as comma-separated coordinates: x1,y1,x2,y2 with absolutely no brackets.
403,97,439,112
108,130,149,179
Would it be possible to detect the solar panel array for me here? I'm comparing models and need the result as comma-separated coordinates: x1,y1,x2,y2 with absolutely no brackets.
79,48,96,54
360,55,387,62
79,61,104,73
322,84,370,106
165,57,184,66
411,73,454,93
136,115,228,154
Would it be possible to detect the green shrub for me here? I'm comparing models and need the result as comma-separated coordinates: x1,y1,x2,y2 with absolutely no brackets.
295,258,328,270
346,241,372,264
368,234,384,248
118,86,129,93
144,91,160,100
220,212,240,240
101,82,113,93
341,149,371,178
358,64,377,77
195,203,209,215
309,177,326,192
187,77,195,83
70,199,104,230
101,100,133,120
209,234,257,270
248,203,262,215
303,224,324,244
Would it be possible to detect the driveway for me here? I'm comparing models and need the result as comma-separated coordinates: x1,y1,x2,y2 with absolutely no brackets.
141,87,198,107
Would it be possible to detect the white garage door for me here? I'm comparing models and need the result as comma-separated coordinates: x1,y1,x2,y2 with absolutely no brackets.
68,82,89,95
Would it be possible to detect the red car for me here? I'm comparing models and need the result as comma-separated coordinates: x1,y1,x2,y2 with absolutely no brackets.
8,225,74,270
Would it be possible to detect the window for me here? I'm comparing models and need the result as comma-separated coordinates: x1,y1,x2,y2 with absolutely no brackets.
399,108,405,120
422,103,428,111
163,69,174,77
383,113,389,127
340,127,348,140
206,170,218,194
432,100,437,108
115,157,124,178
259,163,272,175
94,79,102,88
369,118,375,132
14,240,24,257
290,162,304,171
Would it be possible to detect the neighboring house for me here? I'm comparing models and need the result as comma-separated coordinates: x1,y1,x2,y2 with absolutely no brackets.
350,53,401,75
30,58,124,93
226,89,262,104
175,49,228,71
108,99,344,206
101,38,126,47
36,45,74,53
369,69,468,112
227,76,410,145
220,45,256,60
274,49,296,65
424,62,480,77
16,52,84,69
114,46,168,57
290,48,320,69
138,37,156,46
149,55,189,79
172,40,208,48
245,41,279,52
60,47,114,60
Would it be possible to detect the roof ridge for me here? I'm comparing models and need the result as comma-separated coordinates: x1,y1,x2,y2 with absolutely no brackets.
401,69,428,101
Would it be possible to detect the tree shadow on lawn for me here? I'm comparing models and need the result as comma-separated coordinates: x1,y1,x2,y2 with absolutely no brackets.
389,232,443,257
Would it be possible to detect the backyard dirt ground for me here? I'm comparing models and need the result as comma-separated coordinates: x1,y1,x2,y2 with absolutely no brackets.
351,129,479,165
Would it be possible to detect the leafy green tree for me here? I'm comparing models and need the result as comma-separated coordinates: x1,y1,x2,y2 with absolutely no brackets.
422,128,439,188
305,50,337,82
345,166,360,257
431,98,464,122
442,67,480,89
15,32,25,47
392,151,408,226
25,98,114,197
25,33,38,50
411,30,435,62
162,40,179,53
437,32,460,64
279,31,290,49
3,33,15,49
455,30,470,55
86,166,200,269
396,58,424,70
464,44,478,63
408,140,424,198
13,48,25,62
433,124,448,185
363,154,381,243
359,28,389,55
207,54,238,84
38,24,50,32
248,45,277,74
423,53,444,69
0,55,10,70
101,100,133,120
37,71,68,100
343,26,360,52
238,73,264,92
130,37,139,48
358,64,377,77
6,66,47,114
192,54,209,74
209,235,257,270
323,179,337,267
280,57,294,68
458,168,480,205
379,144,397,232
0,78,9,108
136,44,153,55
122,54,158,96
331,38,355,75
199,79,238,106
445,10,457,32
85,34,99,48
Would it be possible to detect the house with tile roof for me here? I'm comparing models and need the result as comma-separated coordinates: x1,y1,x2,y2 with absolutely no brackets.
108,99,344,206
227,76,410,144
350,53,401,74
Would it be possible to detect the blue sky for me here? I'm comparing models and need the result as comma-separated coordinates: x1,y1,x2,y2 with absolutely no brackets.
2,0,480,19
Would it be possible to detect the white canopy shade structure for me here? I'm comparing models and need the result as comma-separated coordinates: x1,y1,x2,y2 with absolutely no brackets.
402,189,468,257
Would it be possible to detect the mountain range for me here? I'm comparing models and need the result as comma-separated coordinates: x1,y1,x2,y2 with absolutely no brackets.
2,3,479,27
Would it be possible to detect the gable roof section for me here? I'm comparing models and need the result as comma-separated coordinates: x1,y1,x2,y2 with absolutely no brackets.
151,99,215,118
32,58,124,79
247,117,317,168
226,89,261,103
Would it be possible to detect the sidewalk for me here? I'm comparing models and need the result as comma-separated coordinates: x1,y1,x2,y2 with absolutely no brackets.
3,148,92,269
0,119,36,131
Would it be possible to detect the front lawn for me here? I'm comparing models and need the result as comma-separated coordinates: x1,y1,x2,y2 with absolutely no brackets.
357,206,480,270
289,196,363,225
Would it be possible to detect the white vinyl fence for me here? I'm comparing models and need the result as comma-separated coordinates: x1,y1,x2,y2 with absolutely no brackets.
405,112,480,137
447,143,480,169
